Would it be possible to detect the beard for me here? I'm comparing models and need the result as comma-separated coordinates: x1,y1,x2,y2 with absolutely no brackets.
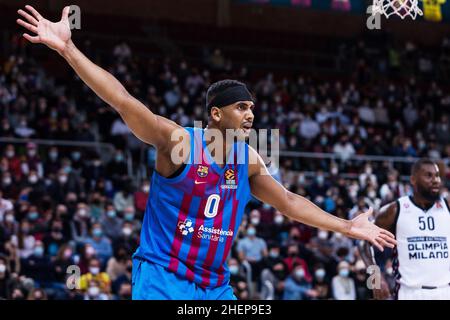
417,184,441,202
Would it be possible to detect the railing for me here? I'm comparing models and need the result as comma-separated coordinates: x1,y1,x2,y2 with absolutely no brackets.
278,150,450,181
3,137,449,184
241,260,254,298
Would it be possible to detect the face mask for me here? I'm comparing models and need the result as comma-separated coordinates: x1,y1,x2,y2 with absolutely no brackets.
5,215,14,223
262,203,271,210
142,185,150,193
64,250,72,259
229,265,239,275
247,228,256,237
115,155,124,162
6,150,15,158
274,215,283,225
0,264,6,273
93,229,102,238
58,175,68,184
28,212,39,221
269,250,279,258
315,269,326,279
86,246,95,256
28,150,36,157
334,232,343,240
318,231,328,240
106,210,116,218
122,227,132,236
78,209,87,217
250,218,260,226
331,167,338,175
89,267,100,275
34,247,44,257
339,269,350,277
316,176,324,185
49,152,58,160
3,177,12,185
28,175,38,184
124,213,134,221
88,286,100,297
386,267,393,275
71,152,81,161
295,269,305,279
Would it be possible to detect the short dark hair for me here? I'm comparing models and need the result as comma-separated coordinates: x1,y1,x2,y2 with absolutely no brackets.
411,158,437,176
205,79,247,116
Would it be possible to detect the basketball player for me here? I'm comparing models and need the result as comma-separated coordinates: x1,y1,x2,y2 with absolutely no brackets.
360,159,450,300
16,5,396,300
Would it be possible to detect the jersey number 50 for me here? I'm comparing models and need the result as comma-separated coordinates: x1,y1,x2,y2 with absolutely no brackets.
205,194,221,218
418,216,435,231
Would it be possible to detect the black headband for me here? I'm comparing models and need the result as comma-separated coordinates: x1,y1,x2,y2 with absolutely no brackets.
207,85,253,113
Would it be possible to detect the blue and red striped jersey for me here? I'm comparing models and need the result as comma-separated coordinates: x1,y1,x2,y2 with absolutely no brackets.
134,127,252,288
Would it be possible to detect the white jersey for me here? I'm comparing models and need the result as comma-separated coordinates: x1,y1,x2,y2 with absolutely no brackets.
394,196,450,289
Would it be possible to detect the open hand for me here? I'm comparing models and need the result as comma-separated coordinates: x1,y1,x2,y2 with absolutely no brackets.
347,208,397,252
17,5,72,54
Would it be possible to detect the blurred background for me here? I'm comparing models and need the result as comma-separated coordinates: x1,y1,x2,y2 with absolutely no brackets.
1,0,450,300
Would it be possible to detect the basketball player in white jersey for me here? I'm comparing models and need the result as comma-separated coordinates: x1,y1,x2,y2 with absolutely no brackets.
361,159,450,300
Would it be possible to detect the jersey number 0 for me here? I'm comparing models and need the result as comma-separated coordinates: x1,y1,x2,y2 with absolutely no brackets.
205,194,221,218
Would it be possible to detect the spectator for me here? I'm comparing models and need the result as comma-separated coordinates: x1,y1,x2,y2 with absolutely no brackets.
282,243,312,282
107,247,129,283
0,191,14,223
79,258,111,294
311,264,331,300
331,261,356,300
100,204,123,242
27,287,48,300
353,260,371,300
134,181,150,216
83,223,113,266
113,185,134,214
237,225,268,284
282,265,317,300
21,240,55,286
111,257,132,296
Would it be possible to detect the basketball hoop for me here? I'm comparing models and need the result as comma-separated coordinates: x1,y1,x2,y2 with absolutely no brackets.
371,0,423,19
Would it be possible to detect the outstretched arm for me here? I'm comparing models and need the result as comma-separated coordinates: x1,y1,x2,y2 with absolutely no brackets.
16,5,184,151
248,147,397,252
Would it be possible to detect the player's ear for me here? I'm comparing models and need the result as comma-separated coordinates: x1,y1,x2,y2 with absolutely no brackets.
410,175,416,187
210,107,222,122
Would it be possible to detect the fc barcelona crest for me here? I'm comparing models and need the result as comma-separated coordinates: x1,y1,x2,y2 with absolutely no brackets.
197,165,209,178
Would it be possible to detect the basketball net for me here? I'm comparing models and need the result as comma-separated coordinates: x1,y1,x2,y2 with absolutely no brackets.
372,0,423,19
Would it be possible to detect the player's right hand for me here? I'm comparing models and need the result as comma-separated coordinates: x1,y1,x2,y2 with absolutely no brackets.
17,5,72,54
372,276,391,300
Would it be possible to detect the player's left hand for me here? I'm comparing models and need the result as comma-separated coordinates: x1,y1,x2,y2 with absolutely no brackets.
347,207,397,251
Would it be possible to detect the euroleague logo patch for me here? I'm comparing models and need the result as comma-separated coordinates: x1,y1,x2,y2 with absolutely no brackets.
225,169,235,180
197,165,209,178
221,169,237,190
